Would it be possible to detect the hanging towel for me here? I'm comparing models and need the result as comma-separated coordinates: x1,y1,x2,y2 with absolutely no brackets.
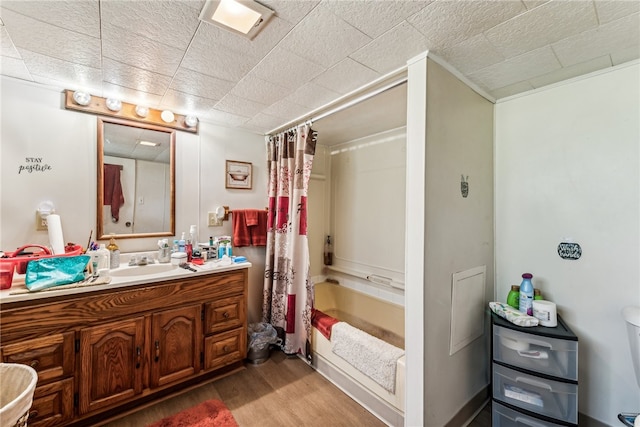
232,210,251,247
311,308,340,340
103,164,125,222
233,210,268,247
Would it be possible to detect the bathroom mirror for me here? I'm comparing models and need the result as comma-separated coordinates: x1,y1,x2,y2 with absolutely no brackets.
97,117,175,240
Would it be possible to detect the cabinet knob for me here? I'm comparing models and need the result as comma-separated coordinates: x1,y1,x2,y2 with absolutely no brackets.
222,312,230,319
29,410,39,420
223,345,229,353
29,360,40,369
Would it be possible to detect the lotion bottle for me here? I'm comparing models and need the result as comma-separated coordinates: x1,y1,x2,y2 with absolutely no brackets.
107,234,120,269
178,232,186,253
97,244,110,270
518,273,534,316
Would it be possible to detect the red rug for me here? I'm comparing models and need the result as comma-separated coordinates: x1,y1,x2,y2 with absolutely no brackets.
147,399,239,427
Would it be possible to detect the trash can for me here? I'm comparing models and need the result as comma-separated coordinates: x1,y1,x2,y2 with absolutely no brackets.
0,363,38,427
247,322,282,364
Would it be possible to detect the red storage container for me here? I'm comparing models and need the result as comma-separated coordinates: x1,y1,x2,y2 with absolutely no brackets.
0,244,83,289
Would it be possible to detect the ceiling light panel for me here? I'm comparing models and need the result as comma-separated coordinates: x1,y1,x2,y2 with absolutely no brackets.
199,0,274,40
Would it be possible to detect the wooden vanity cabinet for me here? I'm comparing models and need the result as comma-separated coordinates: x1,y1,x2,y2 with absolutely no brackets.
1,332,75,427
0,267,249,427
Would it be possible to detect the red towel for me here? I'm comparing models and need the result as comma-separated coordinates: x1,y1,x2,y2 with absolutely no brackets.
103,164,125,221
311,308,340,340
232,211,251,247
233,210,268,247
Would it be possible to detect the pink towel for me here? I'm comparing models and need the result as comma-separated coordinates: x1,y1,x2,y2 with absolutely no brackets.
103,164,125,221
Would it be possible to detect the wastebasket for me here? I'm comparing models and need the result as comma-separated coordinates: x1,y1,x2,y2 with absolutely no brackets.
247,322,282,364
0,363,38,427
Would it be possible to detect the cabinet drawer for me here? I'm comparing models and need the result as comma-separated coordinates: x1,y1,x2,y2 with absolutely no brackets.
29,377,74,427
1,331,74,384
204,328,246,371
492,401,568,427
494,325,577,381
493,364,577,424
204,295,245,334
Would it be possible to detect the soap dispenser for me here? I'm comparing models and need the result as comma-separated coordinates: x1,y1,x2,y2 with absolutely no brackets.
107,234,120,269
97,244,110,270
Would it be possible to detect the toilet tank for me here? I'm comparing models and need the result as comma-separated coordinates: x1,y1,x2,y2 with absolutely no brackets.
623,306,640,388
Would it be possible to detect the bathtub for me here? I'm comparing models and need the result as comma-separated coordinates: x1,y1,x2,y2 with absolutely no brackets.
311,282,405,426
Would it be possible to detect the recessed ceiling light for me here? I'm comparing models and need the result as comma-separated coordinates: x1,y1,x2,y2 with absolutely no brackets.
199,0,274,40
138,140,160,147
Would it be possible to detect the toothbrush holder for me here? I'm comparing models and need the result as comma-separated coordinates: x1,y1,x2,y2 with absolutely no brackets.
158,247,171,263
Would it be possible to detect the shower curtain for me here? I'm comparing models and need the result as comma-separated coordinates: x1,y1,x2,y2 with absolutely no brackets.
262,124,317,357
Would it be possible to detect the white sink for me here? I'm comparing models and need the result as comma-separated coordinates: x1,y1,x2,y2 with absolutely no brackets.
109,263,178,278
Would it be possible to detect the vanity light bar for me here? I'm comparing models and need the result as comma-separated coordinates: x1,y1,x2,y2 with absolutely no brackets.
63,90,198,134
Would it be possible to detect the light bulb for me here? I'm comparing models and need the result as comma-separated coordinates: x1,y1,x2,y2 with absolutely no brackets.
161,110,175,123
106,98,122,112
135,105,149,118
73,91,91,106
184,115,198,127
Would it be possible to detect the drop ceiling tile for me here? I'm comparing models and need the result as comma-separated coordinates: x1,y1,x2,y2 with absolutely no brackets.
611,45,640,66
529,55,612,89
0,8,101,68
258,0,320,25
0,55,31,80
281,82,341,111
170,68,235,101
18,49,102,88
243,113,286,132
350,21,429,74
595,0,640,24
277,4,371,68
250,47,325,90
102,23,184,76
100,1,200,50
407,0,526,49
0,0,100,37
1,26,19,58
439,34,505,74
491,81,536,100
194,15,293,60
100,83,163,107
313,57,380,94
230,75,292,106
205,109,250,128
468,46,561,90
214,94,268,118
553,13,640,67
261,98,310,121
102,58,172,96
485,1,598,59
323,0,429,39
160,89,219,115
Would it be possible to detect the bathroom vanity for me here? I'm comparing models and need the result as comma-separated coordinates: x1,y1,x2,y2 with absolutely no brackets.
0,263,249,427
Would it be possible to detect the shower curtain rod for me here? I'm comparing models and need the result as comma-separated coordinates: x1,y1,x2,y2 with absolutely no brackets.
267,75,408,136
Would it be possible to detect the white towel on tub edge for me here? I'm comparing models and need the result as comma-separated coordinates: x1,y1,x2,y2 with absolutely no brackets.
330,321,405,393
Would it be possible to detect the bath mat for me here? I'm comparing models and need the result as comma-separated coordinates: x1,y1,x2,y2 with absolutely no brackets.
146,399,239,427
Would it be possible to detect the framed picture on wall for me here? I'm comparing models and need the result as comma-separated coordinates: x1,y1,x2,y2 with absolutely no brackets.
225,160,252,190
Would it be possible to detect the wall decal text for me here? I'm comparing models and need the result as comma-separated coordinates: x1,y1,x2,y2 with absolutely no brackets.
18,157,52,174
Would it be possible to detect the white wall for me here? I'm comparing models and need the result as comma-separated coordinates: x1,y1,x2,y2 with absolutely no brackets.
495,62,640,425
0,77,267,322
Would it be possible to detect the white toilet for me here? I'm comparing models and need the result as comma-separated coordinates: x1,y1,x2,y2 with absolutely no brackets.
620,306,640,427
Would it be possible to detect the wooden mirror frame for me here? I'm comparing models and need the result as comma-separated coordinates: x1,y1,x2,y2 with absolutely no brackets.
97,117,176,240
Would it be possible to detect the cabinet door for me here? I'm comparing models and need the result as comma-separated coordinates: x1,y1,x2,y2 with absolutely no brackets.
150,304,201,388
78,317,145,415
28,378,74,427
1,331,74,384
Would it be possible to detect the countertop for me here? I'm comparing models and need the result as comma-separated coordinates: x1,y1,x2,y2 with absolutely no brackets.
0,259,252,305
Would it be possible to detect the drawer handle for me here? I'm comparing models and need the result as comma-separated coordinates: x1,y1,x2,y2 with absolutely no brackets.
29,360,40,369
28,410,39,419
222,312,230,319
514,416,547,427
515,376,553,391
154,340,160,362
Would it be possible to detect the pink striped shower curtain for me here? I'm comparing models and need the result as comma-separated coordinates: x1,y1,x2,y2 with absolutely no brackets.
262,124,317,357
